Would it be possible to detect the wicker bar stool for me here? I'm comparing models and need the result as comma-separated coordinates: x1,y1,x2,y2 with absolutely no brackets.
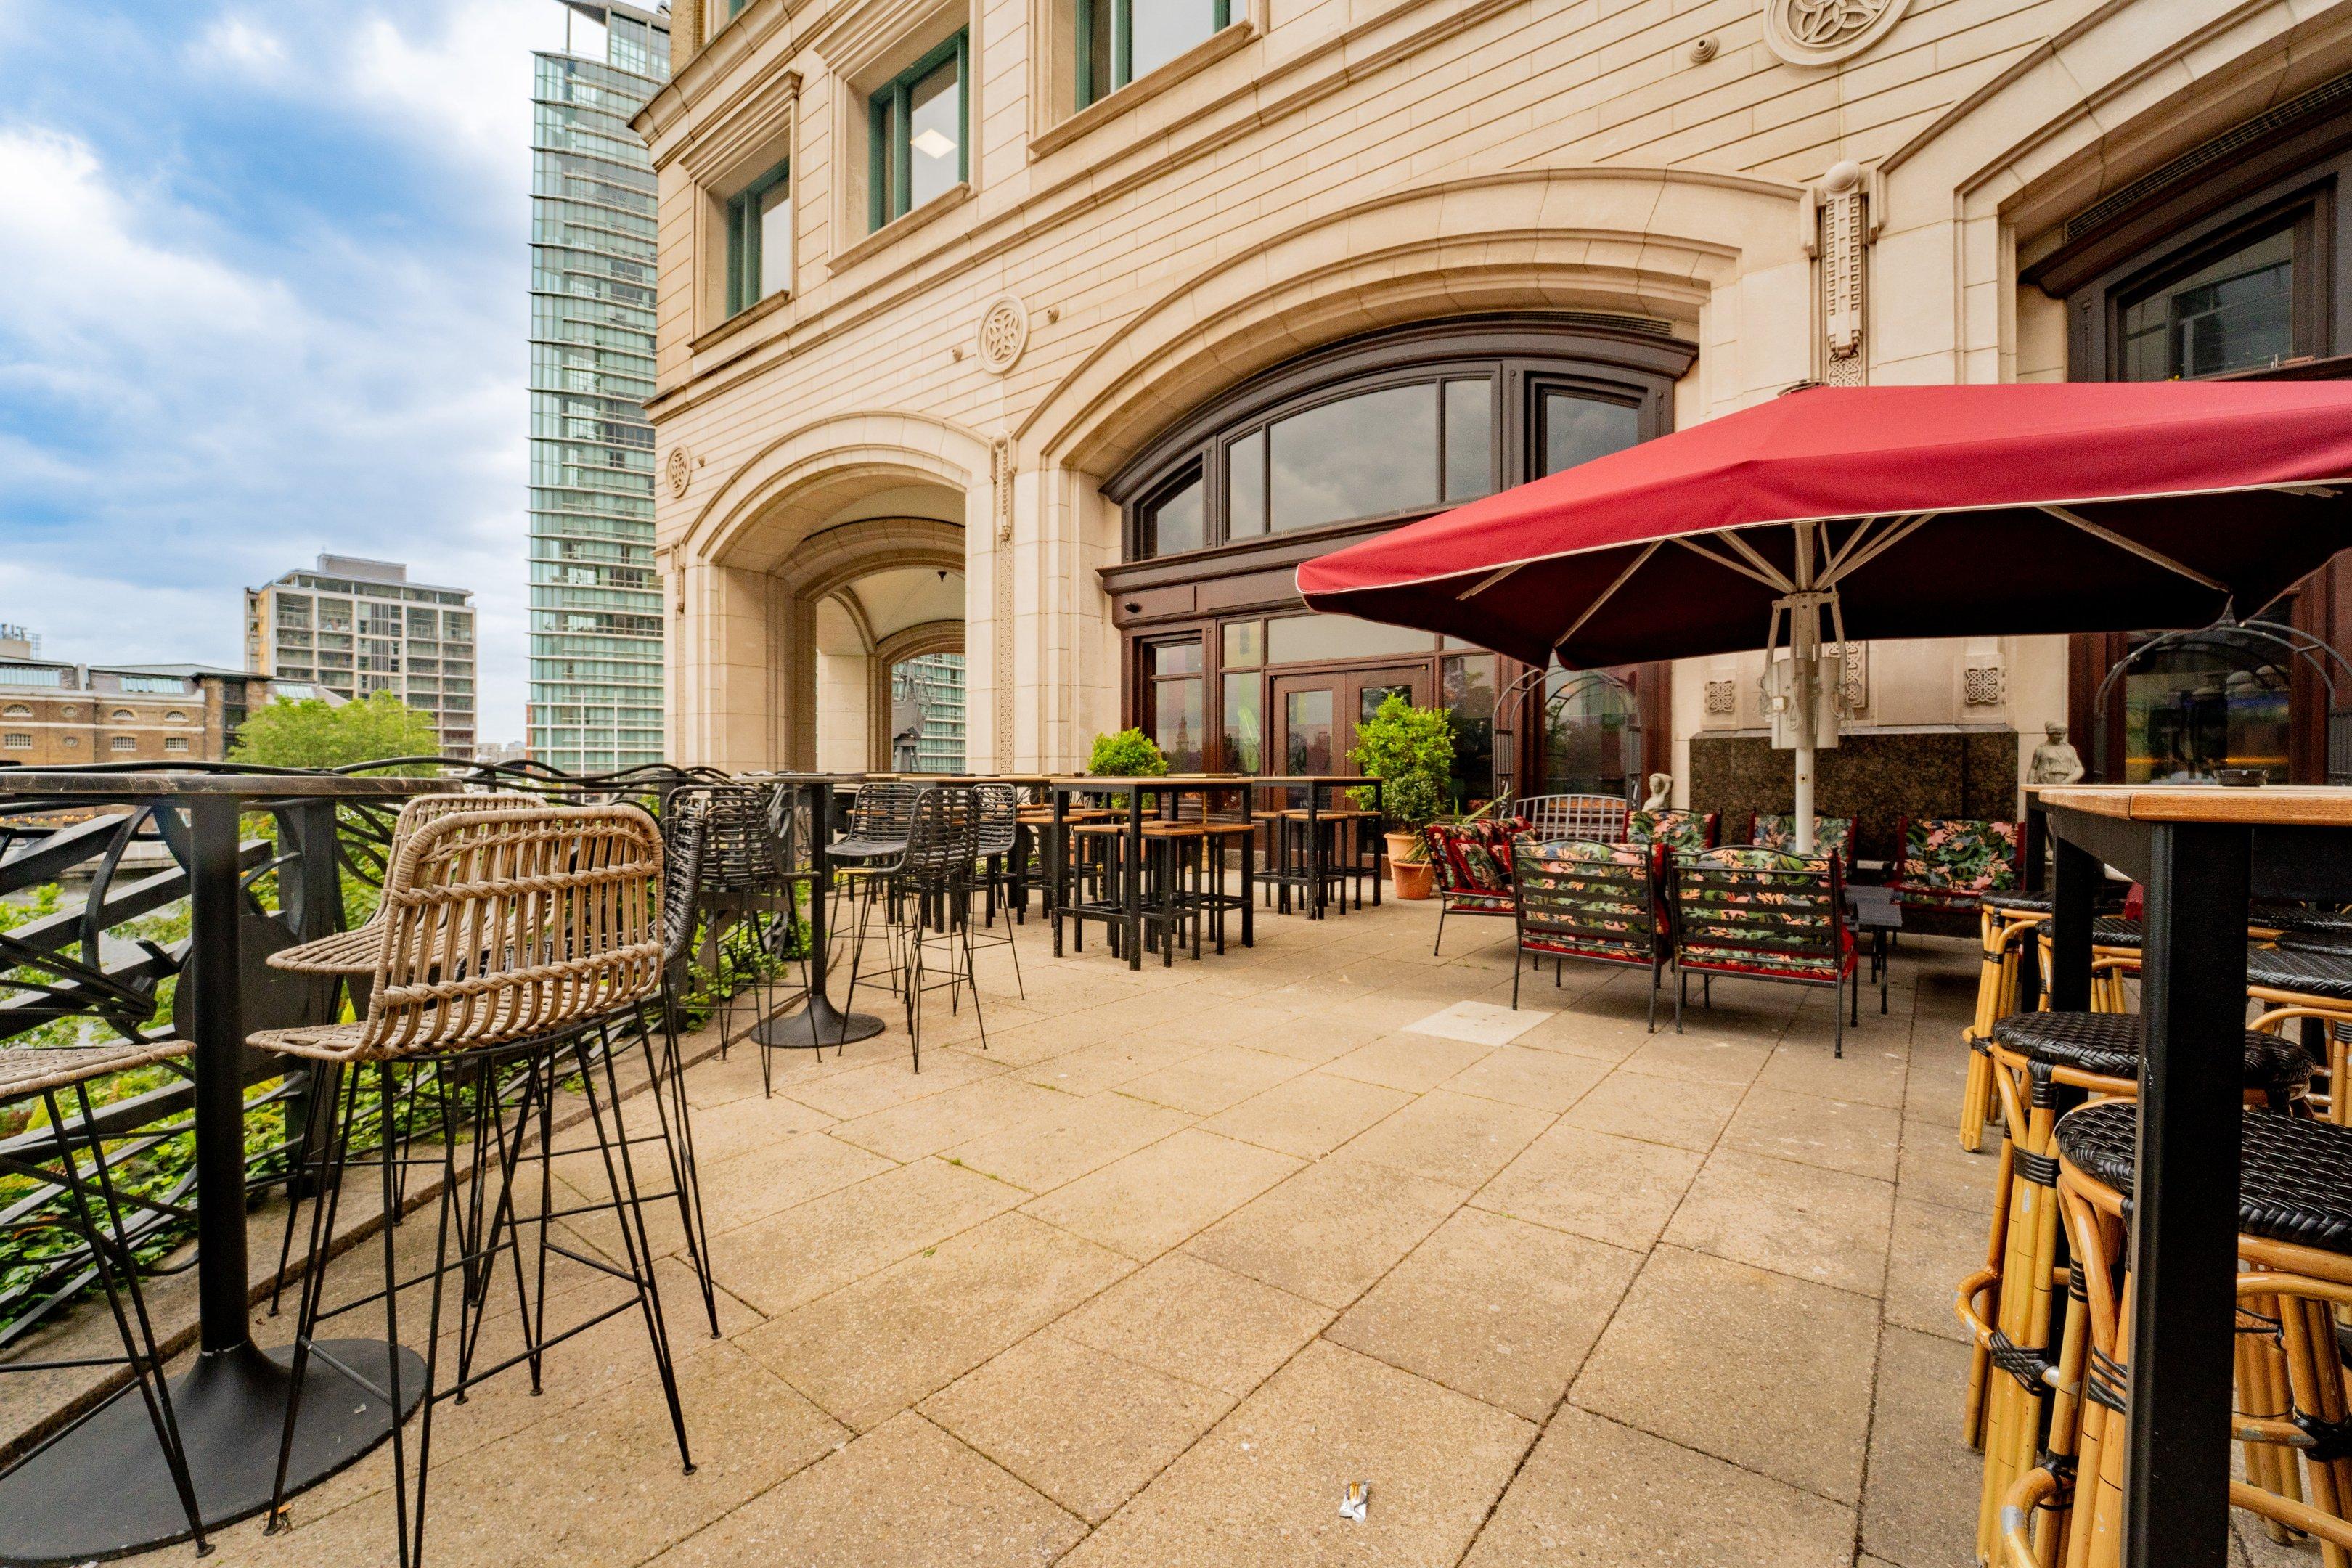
251,804,690,1567
1998,1103,2352,1568
2247,942,2352,1124
1961,1012,2311,1556
269,791,542,981
1961,891,2055,1153
2033,917,2143,1017
0,1041,210,1558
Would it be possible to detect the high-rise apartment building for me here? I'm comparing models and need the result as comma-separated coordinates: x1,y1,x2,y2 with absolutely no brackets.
528,1,669,772
245,555,477,756
891,653,968,773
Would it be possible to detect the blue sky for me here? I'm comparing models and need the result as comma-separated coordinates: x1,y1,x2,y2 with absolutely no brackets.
0,0,592,740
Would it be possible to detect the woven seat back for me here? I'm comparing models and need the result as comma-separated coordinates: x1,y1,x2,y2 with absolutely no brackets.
1670,846,1845,972
848,780,924,842
354,804,664,1059
1514,793,1630,844
974,784,1018,857
658,795,709,967
902,788,981,884
672,783,791,892
1512,838,1662,959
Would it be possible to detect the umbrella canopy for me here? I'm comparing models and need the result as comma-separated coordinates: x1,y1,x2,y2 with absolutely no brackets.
1295,382,2352,670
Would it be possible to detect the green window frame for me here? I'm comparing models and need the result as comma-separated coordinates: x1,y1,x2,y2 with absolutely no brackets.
1077,0,1233,110
867,30,970,233
724,161,791,317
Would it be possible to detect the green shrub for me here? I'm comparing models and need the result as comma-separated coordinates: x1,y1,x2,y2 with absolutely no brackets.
1349,695,1454,855
1087,727,1169,777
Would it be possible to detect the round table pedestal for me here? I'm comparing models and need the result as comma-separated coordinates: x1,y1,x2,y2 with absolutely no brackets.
0,1338,425,1564
756,992,885,1050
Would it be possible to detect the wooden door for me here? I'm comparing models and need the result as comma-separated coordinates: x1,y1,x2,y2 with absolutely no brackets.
1271,663,1432,775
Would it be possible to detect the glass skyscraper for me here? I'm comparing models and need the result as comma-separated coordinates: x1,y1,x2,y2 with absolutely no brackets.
528,2,669,772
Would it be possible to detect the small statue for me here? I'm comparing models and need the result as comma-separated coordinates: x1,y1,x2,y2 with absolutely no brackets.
1642,772,1673,811
2028,722,2084,786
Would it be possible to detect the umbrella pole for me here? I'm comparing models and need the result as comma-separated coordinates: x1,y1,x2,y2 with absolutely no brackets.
1791,529,1818,857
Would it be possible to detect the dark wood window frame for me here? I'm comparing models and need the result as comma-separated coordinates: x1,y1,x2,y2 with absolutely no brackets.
2036,110,2352,780
1101,315,1698,788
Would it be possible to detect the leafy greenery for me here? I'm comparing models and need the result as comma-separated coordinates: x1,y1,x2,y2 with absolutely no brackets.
1349,695,1455,850
1087,727,1169,777
229,691,441,773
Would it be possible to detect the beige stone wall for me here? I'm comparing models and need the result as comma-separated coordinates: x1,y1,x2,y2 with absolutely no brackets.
638,0,2352,776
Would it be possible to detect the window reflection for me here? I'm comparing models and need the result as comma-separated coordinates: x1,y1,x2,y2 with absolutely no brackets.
1222,674,1262,771
1269,383,1437,531
1442,379,1493,502
1541,393,1642,475
1130,0,1220,78
2120,226,2295,380
1442,653,1496,808
907,54,963,209
2123,640,2290,783
1284,688,1334,773
1143,473,1204,555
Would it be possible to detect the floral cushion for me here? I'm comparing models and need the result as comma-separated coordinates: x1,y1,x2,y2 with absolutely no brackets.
1628,809,1717,853
1522,934,1653,965
1681,942,1854,981
1681,846,1827,875
1423,817,1532,911
1514,838,1661,961
1895,818,2020,907
1525,838,1648,867
1751,814,1853,857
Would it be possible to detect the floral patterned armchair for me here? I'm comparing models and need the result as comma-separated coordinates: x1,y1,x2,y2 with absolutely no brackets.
1421,817,1530,955
1511,838,1667,1027
1669,845,1858,1054
1749,813,1855,860
1628,809,1718,854
1890,817,2022,923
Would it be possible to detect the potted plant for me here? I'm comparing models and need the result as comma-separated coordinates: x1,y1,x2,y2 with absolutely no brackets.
1087,727,1169,778
1348,694,1454,900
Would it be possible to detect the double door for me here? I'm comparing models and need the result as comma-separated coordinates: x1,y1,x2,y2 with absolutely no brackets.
1269,663,1432,775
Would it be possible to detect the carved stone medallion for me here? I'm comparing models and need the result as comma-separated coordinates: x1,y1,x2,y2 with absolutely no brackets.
665,446,693,499
1765,0,1908,65
976,296,1029,375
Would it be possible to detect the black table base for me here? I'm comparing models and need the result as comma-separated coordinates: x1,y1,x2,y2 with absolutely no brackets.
754,992,886,1050
0,1338,425,1564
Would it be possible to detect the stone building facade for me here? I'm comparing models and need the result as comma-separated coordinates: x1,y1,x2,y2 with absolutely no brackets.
0,656,270,769
635,0,2352,816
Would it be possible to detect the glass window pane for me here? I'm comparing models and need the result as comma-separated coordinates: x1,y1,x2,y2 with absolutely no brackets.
2123,639,2290,782
2119,226,2295,381
1283,689,1333,774
1226,430,1266,538
1442,378,1493,502
757,178,791,298
873,97,898,219
1360,682,1412,724
1222,620,1263,669
1222,673,1262,772
907,55,962,210
1085,0,1114,100
1269,383,1439,532
1153,678,1205,770
1130,0,1220,80
1442,653,1497,809
1150,640,1202,676
1540,393,1642,476
1143,473,1204,555
1266,612,1435,664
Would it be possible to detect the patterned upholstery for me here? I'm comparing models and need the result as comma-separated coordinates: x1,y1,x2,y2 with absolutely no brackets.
1512,838,1662,966
1421,818,1529,913
1671,846,1854,983
1891,817,2020,912
1749,813,1853,859
1628,809,1718,854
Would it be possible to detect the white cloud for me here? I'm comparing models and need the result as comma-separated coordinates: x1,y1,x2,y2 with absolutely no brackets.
187,12,290,78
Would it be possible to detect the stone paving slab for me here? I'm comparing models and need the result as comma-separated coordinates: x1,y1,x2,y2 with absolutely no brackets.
89,893,2001,1568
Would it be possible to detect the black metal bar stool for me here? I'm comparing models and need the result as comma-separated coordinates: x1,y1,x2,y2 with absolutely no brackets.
0,1042,210,1559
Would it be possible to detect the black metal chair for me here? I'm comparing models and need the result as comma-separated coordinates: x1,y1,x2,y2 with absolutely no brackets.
891,788,987,1072
0,1042,210,1559
965,784,1027,999
1508,837,1667,1027
674,783,814,1092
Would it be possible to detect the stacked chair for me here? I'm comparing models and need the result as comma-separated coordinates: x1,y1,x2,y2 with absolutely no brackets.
253,802,694,1566
0,1040,210,1557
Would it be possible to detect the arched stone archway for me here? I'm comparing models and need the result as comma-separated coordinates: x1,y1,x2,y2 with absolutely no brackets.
668,413,986,771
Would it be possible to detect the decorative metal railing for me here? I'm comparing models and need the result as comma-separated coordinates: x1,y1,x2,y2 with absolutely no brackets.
0,757,758,1350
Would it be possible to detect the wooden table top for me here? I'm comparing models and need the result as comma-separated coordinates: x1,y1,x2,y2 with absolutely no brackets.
2034,783,2352,827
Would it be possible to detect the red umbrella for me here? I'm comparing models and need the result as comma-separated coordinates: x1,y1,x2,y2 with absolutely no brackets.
1296,381,2352,848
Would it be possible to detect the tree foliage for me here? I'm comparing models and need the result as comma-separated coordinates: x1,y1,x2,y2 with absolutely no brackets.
1087,727,1169,777
230,692,441,773
1349,694,1455,832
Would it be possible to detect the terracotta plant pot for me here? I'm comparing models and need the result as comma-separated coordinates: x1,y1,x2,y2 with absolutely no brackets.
1386,832,1434,900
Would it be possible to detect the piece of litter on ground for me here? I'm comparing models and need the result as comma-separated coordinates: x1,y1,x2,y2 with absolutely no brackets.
1340,1481,1371,1522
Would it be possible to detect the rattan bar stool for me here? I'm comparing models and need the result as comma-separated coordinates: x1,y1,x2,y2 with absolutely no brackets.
250,804,690,1567
269,791,542,981
1961,891,2054,1153
2247,942,2352,1124
2033,917,2142,1017
1998,1103,2352,1568
0,1041,210,1558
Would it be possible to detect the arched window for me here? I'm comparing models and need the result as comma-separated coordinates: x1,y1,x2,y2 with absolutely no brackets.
1100,314,1695,794
3,704,30,719
165,710,188,724
111,708,134,722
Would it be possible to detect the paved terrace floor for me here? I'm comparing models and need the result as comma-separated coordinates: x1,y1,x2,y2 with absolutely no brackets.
91,896,2295,1567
